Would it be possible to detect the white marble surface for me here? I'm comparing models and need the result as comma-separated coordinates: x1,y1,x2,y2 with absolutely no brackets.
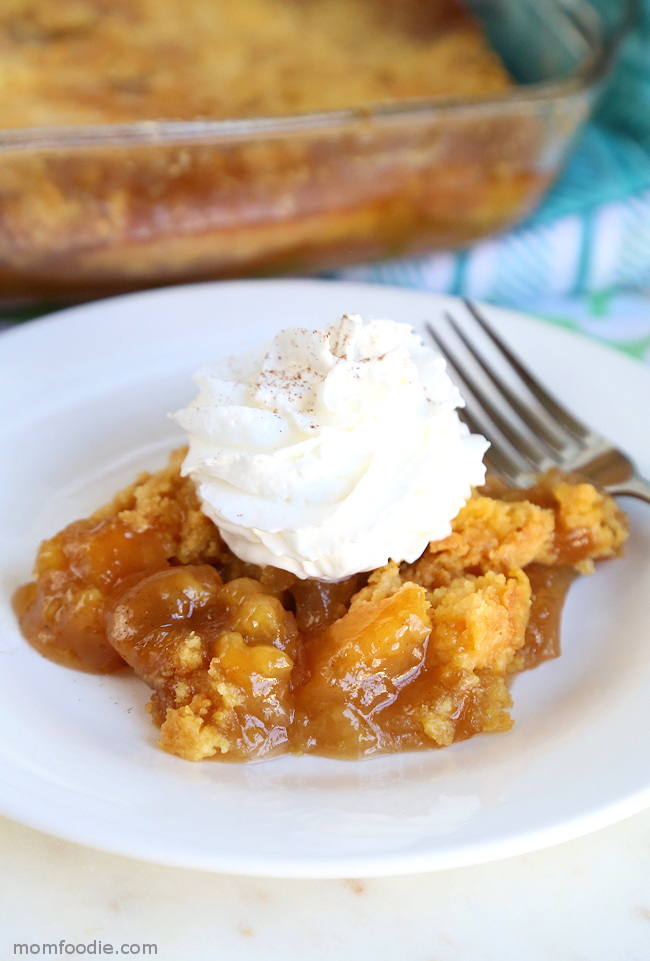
1,808,650,961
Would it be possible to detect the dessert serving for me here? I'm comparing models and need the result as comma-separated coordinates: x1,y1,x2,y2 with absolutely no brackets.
13,315,629,762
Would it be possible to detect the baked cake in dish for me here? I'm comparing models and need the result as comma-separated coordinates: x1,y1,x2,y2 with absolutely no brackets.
0,1,556,300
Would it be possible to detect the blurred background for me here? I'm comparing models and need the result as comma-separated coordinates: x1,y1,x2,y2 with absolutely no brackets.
342,0,650,359
0,0,648,356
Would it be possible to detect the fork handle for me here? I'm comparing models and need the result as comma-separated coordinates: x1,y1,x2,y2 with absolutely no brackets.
605,474,650,503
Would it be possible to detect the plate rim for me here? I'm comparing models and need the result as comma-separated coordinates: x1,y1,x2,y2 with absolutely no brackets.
1,277,649,878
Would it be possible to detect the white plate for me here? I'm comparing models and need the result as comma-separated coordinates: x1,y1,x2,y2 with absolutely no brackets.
1,279,649,879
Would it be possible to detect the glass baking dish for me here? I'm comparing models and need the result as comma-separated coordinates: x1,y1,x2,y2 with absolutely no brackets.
0,0,627,304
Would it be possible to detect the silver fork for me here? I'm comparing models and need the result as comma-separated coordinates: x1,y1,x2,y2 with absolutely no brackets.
425,301,650,503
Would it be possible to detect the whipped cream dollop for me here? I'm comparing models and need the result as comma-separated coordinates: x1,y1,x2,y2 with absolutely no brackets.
172,314,488,580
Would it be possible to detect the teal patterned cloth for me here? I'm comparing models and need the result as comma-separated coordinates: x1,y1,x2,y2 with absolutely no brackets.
340,0,650,357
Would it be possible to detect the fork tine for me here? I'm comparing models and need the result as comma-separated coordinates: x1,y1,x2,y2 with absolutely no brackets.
458,407,523,484
427,320,552,473
463,300,592,445
445,311,574,457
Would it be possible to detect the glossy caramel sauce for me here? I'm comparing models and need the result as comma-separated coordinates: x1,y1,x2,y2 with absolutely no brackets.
518,564,577,669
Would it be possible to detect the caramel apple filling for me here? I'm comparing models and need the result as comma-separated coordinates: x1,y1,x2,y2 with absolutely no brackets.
13,449,628,761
